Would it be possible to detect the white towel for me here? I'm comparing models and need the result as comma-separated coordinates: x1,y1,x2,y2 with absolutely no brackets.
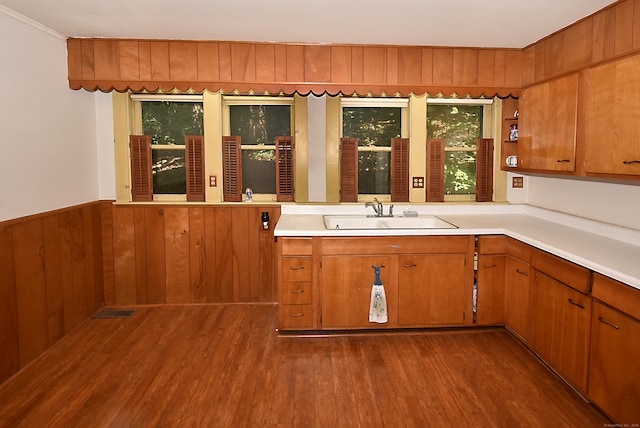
369,266,388,323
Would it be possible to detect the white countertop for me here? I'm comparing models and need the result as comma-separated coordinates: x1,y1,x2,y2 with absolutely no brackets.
274,204,640,290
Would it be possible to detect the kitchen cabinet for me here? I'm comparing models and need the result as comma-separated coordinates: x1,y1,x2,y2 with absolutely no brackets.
588,274,640,424
584,53,640,176
475,236,508,326
278,238,315,330
518,73,579,171
504,255,532,343
500,96,519,171
319,236,474,330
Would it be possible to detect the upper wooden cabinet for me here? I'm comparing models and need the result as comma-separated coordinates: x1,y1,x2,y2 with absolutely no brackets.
584,54,640,176
518,73,579,171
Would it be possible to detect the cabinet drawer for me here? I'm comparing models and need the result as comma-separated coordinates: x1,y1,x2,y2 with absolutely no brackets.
477,236,508,254
281,238,313,256
321,236,471,255
281,281,312,304
532,250,591,294
282,257,312,281
279,304,313,329
592,273,640,321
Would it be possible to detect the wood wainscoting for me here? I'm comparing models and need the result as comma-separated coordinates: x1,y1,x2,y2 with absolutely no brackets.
102,203,281,306
0,202,105,384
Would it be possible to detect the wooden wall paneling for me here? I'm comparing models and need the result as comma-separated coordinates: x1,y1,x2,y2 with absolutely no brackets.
189,207,206,303
432,48,453,86
216,43,231,82
164,207,191,304
331,46,352,83
112,207,137,305
0,225,19,383
258,207,279,302
212,207,234,302
503,50,522,89
453,49,478,86
351,46,364,84
150,41,170,81
398,47,422,85
247,207,262,300
521,46,536,87
93,40,119,80
592,6,616,63
255,44,276,83
274,44,288,83
363,47,386,84
545,33,565,79
41,214,64,345
304,45,331,83
67,39,82,80
231,207,251,301
421,48,433,86
170,42,198,82
12,219,49,367
118,41,140,81
59,209,88,331
89,203,105,311
564,18,593,73
386,47,399,85
197,42,220,82
615,0,635,55
477,50,496,87
231,43,256,83
145,207,167,304
100,202,115,306
534,40,547,82
634,0,640,50
286,45,305,82
133,207,148,304
138,41,152,81
80,39,95,79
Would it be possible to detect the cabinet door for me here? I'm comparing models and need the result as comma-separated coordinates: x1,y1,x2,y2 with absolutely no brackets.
585,54,640,175
321,255,392,329
397,254,468,326
588,302,640,424
475,255,506,326
532,270,591,393
518,73,578,171
504,256,531,342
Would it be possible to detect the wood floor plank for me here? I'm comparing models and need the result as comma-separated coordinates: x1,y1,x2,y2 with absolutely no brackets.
0,305,610,427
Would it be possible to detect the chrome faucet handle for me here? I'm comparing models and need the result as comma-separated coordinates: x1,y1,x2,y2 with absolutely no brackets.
389,204,394,217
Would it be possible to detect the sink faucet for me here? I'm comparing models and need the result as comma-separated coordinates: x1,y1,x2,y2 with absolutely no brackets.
365,198,393,217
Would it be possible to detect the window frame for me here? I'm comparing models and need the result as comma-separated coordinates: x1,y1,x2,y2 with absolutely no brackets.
222,96,295,202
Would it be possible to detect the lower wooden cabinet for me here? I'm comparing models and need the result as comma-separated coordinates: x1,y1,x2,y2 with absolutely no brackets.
278,238,315,330
475,254,506,326
504,255,532,343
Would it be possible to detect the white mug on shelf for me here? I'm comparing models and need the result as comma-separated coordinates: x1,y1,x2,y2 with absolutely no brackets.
506,155,518,167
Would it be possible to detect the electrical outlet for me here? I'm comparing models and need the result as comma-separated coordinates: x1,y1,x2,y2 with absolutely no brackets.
209,175,217,187
412,177,425,188
512,176,524,188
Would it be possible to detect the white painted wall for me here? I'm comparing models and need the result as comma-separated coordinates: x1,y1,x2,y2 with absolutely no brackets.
515,175,640,230
307,95,327,202
0,8,101,222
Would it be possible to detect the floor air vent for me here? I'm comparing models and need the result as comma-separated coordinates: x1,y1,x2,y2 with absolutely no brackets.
93,309,136,318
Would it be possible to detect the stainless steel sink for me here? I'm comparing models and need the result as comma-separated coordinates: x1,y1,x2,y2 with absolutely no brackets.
323,215,457,230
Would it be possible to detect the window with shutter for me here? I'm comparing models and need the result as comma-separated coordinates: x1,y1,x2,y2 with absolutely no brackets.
276,136,295,202
340,137,359,202
130,135,153,201
426,139,445,202
185,135,205,202
475,138,494,202
222,136,243,202
391,138,410,202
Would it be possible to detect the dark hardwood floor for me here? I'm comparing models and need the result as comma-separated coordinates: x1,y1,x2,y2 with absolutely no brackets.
0,304,609,427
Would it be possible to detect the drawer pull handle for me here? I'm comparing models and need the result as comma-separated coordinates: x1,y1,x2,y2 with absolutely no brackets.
623,160,640,164
290,312,305,317
289,266,305,271
598,316,620,330
388,244,401,249
289,289,305,294
403,263,417,268
567,298,585,309
556,159,571,163
515,268,528,276
482,264,497,268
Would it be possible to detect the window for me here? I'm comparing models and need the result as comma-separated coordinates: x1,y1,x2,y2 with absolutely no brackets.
340,99,409,201
222,97,294,201
129,95,204,201
426,99,493,202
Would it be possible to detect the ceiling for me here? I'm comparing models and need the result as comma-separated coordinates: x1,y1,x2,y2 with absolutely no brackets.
0,0,617,49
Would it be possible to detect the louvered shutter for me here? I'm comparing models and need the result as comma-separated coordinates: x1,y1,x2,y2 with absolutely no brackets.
426,138,445,202
391,138,410,202
129,135,153,202
475,138,494,202
222,136,243,202
340,137,359,202
185,135,205,202
276,136,295,202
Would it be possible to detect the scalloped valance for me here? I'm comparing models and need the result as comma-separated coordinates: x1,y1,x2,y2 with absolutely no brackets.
67,38,523,97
